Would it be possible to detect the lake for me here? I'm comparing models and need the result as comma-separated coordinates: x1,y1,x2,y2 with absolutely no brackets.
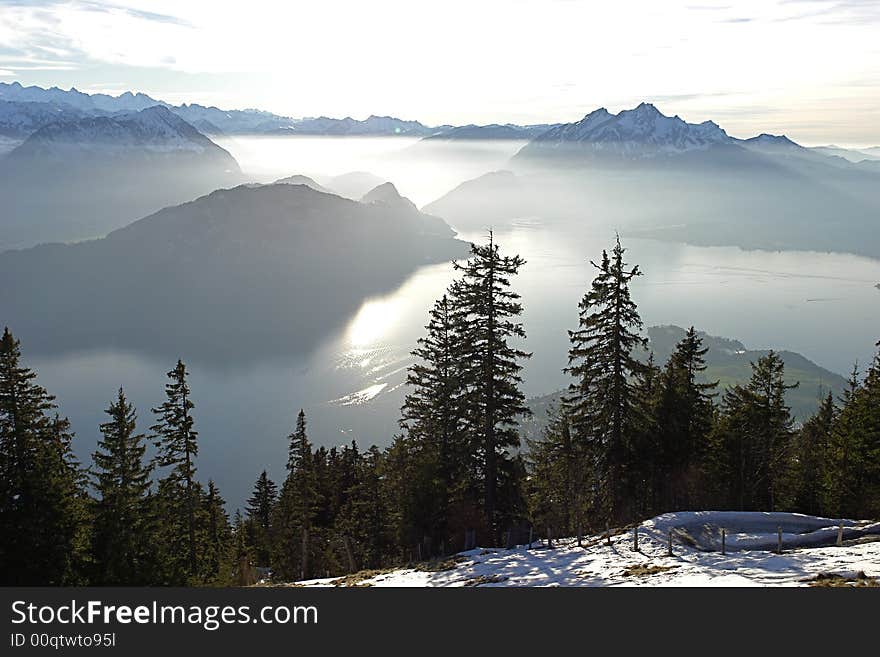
26,136,880,509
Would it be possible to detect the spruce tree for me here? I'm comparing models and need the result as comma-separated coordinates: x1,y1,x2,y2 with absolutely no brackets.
565,236,646,523
792,392,834,515
245,470,277,566
0,327,88,585
151,359,200,583
706,352,797,510
400,292,471,547
526,405,590,537
91,387,153,584
452,232,531,542
274,409,319,580
824,348,880,518
652,328,717,511
201,480,229,584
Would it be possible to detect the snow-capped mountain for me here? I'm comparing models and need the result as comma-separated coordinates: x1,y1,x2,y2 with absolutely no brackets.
274,114,434,137
519,102,732,160
0,82,297,136
424,123,560,141
9,105,235,160
0,81,160,113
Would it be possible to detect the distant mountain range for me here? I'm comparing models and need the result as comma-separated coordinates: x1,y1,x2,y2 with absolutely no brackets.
423,123,560,141
0,105,242,250
0,182,467,362
0,82,296,136
0,82,547,140
426,103,880,258
2,83,879,259
515,102,880,169
271,115,435,137
810,144,880,163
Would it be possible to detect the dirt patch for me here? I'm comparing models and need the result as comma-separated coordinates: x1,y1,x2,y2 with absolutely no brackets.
416,555,469,572
805,571,879,587
463,574,508,586
622,563,677,578
333,568,398,587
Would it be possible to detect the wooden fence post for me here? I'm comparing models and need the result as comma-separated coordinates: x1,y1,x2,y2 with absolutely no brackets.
721,529,726,556
837,522,844,546
633,527,639,552
528,526,533,550
667,530,673,557
546,527,552,549
605,523,611,546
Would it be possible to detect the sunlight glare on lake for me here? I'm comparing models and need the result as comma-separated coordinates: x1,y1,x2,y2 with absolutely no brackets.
346,295,404,348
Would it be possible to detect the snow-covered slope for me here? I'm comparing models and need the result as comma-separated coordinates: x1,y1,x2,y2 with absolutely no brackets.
297,512,880,587
0,99,91,138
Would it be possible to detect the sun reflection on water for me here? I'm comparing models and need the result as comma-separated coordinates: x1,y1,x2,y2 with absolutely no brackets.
346,296,404,348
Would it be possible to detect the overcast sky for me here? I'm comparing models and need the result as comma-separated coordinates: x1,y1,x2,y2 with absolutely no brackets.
1,0,878,145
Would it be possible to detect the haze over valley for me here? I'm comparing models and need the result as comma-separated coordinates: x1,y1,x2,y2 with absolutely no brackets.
2,82,879,508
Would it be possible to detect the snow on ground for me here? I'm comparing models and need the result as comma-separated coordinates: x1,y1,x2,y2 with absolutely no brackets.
297,512,880,587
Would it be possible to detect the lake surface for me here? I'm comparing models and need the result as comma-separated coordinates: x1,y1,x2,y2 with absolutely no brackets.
26,137,880,509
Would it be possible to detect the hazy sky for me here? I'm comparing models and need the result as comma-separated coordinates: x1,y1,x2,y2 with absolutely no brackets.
1,0,879,145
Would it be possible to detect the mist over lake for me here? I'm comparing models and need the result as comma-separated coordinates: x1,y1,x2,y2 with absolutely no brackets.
21,135,880,508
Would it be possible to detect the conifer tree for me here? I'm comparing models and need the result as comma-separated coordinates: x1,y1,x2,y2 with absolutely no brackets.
565,236,646,523
652,328,717,511
201,480,229,584
823,347,880,518
400,292,471,546
526,406,590,537
343,446,391,569
0,327,88,585
452,232,531,541
706,352,797,510
792,392,834,516
151,359,200,583
91,387,153,584
226,509,256,585
245,470,277,565
630,352,662,517
274,409,319,580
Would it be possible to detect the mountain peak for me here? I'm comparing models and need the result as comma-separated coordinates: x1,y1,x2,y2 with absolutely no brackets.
362,181,405,204
744,133,801,149
523,102,731,158
633,101,661,115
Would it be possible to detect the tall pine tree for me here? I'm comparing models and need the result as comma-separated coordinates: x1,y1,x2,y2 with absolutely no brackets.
452,233,531,542
565,236,646,524
151,359,200,584
91,387,154,584
274,409,319,580
245,470,277,566
0,328,87,585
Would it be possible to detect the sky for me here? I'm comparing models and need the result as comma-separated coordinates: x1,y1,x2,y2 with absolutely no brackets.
1,0,879,145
